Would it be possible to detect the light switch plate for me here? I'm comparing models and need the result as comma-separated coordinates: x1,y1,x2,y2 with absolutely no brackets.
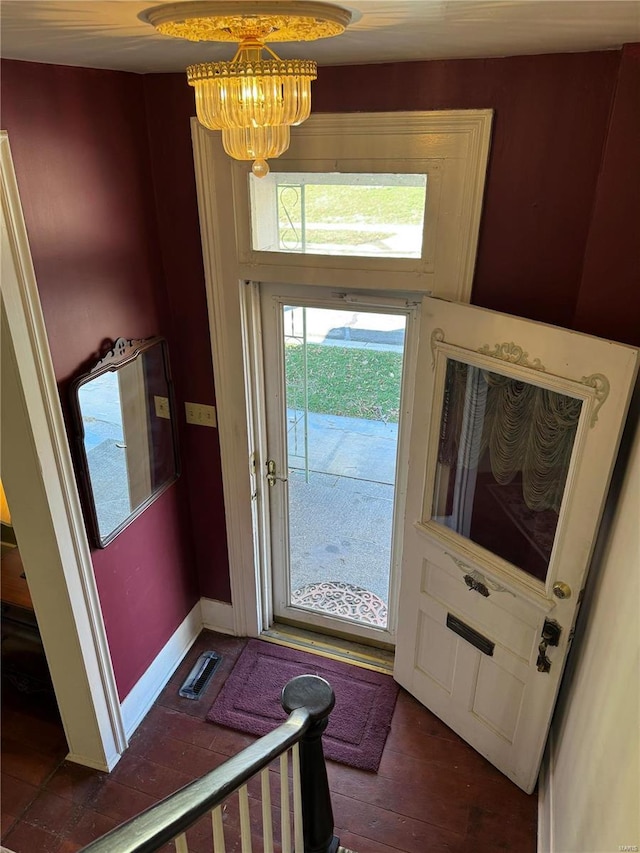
185,402,217,428
154,395,170,419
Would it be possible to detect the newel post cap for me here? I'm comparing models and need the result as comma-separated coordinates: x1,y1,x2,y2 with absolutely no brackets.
281,674,335,721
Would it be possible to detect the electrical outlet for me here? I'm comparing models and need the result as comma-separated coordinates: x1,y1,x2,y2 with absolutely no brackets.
185,402,217,428
154,395,170,419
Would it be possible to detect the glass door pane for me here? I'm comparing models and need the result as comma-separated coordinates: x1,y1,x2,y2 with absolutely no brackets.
282,305,406,628
431,358,582,582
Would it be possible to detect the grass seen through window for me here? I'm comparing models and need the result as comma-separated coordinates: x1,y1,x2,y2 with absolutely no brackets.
285,343,403,423
291,184,426,226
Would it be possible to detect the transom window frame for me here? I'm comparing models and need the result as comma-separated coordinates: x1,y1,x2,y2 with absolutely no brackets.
229,110,493,302
240,161,440,271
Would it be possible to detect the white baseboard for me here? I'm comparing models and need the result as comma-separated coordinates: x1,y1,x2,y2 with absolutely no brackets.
109,598,235,748
120,601,202,739
538,731,554,853
200,597,235,635
65,750,115,772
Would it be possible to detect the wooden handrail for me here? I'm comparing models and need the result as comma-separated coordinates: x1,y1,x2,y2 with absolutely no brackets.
80,674,338,853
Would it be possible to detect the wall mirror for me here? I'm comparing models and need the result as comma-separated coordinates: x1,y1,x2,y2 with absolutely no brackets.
70,337,179,548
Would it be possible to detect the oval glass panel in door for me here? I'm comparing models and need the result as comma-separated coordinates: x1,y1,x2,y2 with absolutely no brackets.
431,358,582,582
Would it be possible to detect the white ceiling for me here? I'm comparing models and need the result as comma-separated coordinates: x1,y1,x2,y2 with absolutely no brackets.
1,1,639,73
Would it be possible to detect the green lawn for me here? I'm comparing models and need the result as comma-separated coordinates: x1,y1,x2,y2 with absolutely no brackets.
285,343,403,423
276,182,426,250
292,184,425,226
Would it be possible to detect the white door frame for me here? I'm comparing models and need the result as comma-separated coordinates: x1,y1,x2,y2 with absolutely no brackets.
257,282,420,644
191,110,492,638
1,131,126,770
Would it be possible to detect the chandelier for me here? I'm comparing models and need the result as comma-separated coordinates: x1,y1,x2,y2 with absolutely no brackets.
142,2,351,176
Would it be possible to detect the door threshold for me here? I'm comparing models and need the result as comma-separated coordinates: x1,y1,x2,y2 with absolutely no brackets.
260,624,394,675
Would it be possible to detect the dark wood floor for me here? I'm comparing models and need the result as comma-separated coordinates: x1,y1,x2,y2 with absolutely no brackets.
1,630,537,852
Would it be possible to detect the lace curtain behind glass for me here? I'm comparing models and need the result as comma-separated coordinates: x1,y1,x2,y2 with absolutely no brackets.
439,361,581,514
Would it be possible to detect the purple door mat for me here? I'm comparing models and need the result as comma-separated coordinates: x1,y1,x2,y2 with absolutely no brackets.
206,639,399,772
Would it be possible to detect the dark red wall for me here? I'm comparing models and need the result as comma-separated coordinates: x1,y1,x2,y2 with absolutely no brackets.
313,51,622,331
142,74,231,602
573,44,640,345
1,60,199,700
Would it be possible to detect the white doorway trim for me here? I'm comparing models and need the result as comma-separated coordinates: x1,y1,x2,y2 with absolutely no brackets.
191,124,262,638
1,131,127,770
191,110,492,639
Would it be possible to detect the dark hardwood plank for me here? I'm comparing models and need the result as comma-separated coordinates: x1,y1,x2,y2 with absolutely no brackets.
327,760,470,835
2,630,537,852
331,790,468,853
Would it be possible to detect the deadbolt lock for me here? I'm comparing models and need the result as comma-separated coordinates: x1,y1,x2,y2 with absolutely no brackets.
553,581,572,600
536,618,562,673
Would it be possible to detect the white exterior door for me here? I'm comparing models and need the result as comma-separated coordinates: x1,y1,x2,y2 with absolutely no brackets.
394,296,638,793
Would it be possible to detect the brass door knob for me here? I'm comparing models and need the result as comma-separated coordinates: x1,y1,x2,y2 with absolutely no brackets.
553,582,571,600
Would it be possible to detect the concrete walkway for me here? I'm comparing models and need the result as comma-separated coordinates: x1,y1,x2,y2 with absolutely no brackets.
286,410,397,606
287,410,398,484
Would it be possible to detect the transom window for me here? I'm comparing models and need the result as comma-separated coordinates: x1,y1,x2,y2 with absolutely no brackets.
249,172,427,259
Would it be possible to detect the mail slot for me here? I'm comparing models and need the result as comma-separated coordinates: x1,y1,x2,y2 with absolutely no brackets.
446,613,495,656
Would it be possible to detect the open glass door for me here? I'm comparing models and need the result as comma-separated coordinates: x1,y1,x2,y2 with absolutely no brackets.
260,283,414,644
395,296,638,793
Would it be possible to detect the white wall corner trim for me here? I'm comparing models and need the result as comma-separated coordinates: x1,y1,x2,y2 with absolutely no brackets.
120,601,203,738
200,597,235,635
1,130,126,771
191,120,262,638
539,400,640,853
66,750,123,774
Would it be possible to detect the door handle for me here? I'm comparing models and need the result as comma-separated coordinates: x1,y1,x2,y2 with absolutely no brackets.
266,459,288,487
553,581,572,599
536,618,562,673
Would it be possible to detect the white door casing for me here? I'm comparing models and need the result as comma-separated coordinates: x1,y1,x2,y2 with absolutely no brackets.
0,131,126,770
394,297,638,793
191,110,493,637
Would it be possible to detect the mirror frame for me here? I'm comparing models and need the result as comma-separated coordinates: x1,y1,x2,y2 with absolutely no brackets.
70,336,180,548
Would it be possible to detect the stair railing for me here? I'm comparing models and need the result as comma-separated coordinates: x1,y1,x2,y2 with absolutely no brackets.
80,674,339,853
